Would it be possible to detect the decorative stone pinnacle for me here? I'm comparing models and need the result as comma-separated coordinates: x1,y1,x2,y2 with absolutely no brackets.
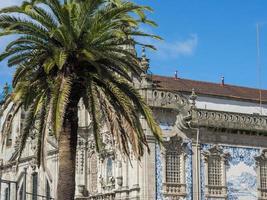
3,82,9,96
141,47,149,72
141,47,146,59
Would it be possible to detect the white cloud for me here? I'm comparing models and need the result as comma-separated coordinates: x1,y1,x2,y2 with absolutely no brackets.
137,27,198,60
154,34,198,59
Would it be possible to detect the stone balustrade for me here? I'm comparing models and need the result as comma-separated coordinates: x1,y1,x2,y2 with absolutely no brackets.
145,89,188,110
162,182,186,197
205,185,227,199
259,189,267,199
191,109,267,133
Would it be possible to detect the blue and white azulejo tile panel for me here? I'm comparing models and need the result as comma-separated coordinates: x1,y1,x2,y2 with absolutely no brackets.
201,144,260,200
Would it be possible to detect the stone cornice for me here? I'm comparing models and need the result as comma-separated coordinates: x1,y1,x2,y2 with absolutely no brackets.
190,108,267,134
141,89,190,111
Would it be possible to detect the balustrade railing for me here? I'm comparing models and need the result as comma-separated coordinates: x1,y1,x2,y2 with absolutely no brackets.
259,188,267,199
162,182,186,196
192,109,267,132
205,185,227,199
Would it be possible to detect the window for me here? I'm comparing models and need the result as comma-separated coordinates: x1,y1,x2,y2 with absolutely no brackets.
260,160,267,189
208,155,222,186
203,145,229,199
32,172,38,200
106,157,113,182
162,136,187,198
5,187,9,200
166,149,181,183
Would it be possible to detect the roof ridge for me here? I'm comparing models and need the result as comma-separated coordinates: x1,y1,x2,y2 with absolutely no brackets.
152,74,267,92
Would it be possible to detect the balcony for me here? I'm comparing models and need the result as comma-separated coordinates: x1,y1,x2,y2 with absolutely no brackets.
162,182,186,198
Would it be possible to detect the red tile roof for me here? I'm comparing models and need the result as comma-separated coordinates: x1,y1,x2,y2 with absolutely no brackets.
152,75,267,103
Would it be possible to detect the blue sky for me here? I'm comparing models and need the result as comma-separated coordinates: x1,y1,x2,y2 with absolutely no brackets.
1,0,267,89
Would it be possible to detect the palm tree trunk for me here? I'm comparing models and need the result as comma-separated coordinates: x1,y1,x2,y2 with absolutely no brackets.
57,101,79,200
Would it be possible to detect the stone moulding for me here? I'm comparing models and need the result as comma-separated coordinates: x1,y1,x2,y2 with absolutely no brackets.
147,89,267,135
146,89,190,111
191,109,267,134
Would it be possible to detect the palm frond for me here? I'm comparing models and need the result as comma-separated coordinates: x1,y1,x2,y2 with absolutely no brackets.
51,76,72,138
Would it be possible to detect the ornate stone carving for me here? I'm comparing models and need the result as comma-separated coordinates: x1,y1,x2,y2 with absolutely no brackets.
147,89,189,110
191,109,267,134
30,158,37,171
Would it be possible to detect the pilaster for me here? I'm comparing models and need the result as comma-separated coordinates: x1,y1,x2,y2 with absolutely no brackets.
192,141,201,200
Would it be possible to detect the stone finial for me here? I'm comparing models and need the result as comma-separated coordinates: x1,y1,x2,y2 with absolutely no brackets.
189,88,197,108
141,46,146,58
3,82,9,96
141,47,149,72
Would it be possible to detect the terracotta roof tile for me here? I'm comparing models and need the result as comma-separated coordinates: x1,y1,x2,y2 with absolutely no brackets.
152,75,267,103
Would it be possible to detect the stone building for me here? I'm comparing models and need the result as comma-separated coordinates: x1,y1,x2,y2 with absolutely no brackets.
1,54,267,200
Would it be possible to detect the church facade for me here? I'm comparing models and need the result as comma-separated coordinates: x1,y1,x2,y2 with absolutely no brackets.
1,56,267,200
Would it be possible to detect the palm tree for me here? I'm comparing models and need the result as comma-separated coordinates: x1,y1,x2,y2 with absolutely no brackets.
0,0,162,199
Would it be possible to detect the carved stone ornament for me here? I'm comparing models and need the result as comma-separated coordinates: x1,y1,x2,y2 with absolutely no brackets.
30,158,37,171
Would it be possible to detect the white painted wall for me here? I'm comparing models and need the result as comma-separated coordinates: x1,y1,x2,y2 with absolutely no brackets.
193,95,267,115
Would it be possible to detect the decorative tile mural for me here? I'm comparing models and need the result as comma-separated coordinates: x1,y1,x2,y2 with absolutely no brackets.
156,142,163,200
185,142,193,200
201,144,260,200
156,142,193,200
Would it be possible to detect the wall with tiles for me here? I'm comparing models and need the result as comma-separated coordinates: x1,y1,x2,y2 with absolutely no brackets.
201,144,260,200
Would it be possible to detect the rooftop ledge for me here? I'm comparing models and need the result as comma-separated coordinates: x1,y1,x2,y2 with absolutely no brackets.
190,108,267,134
143,89,267,134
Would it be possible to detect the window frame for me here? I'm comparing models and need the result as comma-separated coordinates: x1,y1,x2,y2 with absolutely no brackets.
255,149,267,199
203,145,229,199
162,136,187,198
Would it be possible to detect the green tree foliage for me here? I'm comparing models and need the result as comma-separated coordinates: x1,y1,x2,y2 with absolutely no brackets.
0,0,162,198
